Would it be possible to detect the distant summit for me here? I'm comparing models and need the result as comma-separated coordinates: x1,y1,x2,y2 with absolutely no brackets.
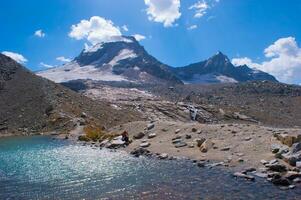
38,36,182,85
172,51,278,84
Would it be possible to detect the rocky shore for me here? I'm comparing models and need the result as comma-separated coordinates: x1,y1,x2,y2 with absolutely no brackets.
103,121,301,190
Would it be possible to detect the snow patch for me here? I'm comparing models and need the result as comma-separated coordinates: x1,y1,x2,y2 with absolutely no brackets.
216,75,238,83
109,49,137,66
37,62,128,83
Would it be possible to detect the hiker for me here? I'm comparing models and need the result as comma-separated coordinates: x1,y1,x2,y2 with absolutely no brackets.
121,131,129,144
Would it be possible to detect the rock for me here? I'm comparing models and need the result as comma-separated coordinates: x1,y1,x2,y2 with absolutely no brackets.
242,168,256,174
158,153,168,159
134,132,145,139
106,137,125,149
172,138,183,144
271,177,291,186
289,185,296,189
260,160,269,165
269,159,278,165
172,136,182,140
130,148,150,157
276,133,301,147
147,123,155,130
284,171,301,180
80,112,87,118
220,146,231,151
297,161,301,168
200,139,214,153
291,142,301,154
282,152,301,166
244,137,252,141
174,142,187,148
254,172,268,178
194,138,206,147
233,172,255,181
175,129,181,134
271,144,281,153
185,134,192,139
188,143,195,148
140,142,151,148
148,133,157,139
197,161,206,168
192,128,198,132
267,164,287,172
237,158,244,163
293,177,301,183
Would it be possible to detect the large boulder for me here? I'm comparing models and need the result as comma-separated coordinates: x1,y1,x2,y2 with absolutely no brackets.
276,134,301,147
200,139,214,153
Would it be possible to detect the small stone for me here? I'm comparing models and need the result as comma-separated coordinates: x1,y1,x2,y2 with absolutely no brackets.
244,137,252,141
174,142,187,148
237,153,244,157
158,153,168,159
172,138,183,144
133,132,145,139
175,129,181,134
185,134,192,139
289,185,296,189
254,172,268,178
192,128,198,132
197,161,206,168
147,123,155,130
220,147,231,151
238,158,244,163
271,144,281,153
148,133,157,139
296,161,301,168
293,178,301,183
140,142,151,148
233,172,255,181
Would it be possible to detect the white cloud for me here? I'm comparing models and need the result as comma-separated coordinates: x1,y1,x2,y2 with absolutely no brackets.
132,34,146,41
144,0,181,27
34,29,45,38
1,51,28,64
187,24,198,30
189,1,209,18
40,62,55,69
68,16,123,45
231,57,262,69
122,25,129,32
232,37,301,84
56,56,71,62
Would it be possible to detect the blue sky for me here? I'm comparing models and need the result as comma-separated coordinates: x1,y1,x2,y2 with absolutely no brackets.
1,0,301,84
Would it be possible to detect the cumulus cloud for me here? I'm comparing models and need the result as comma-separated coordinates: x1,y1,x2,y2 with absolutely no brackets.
69,16,123,45
189,1,209,18
56,56,71,62
232,37,301,84
132,34,146,41
40,62,55,69
187,24,198,30
34,29,45,38
144,0,181,27
1,51,28,64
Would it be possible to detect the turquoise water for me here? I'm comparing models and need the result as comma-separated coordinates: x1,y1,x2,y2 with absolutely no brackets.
0,136,300,200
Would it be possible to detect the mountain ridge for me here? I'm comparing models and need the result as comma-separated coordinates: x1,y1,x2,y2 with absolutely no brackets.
37,36,278,85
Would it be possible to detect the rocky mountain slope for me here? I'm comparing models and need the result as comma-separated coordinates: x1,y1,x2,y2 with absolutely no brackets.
38,36,182,85
0,54,140,136
172,52,278,84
